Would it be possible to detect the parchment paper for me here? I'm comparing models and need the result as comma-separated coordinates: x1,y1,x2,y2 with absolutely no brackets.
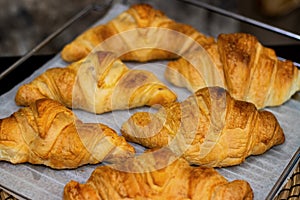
0,3,299,200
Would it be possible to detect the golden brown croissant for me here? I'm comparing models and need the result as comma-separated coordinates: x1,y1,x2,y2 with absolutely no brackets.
15,51,177,114
165,33,300,109
0,98,135,169
61,3,214,63
63,149,253,200
121,86,285,167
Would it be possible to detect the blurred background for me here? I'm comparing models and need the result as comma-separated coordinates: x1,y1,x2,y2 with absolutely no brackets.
0,0,299,57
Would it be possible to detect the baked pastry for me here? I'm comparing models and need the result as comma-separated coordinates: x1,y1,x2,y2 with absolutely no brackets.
61,3,214,63
63,149,253,199
0,98,134,169
165,33,300,109
15,51,177,114
121,86,285,167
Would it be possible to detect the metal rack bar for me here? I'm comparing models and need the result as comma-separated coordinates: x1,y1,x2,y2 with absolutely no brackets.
0,2,112,81
266,147,300,200
179,0,300,41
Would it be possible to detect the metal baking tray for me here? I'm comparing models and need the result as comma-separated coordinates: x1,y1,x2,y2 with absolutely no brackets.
0,0,299,199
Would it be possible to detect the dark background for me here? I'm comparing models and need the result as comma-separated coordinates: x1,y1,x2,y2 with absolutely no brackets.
1,0,300,95
0,0,299,57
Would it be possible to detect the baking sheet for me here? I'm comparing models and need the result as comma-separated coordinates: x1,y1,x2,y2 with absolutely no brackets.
0,3,299,200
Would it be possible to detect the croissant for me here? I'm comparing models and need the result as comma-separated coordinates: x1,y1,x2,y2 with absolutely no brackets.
61,3,214,63
165,33,300,109
64,149,253,200
0,98,135,169
15,51,177,114
121,86,285,167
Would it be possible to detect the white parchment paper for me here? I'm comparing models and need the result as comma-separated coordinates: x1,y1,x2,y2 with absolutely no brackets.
0,3,299,200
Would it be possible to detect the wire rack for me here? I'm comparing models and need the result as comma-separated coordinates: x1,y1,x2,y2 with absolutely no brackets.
0,0,299,199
